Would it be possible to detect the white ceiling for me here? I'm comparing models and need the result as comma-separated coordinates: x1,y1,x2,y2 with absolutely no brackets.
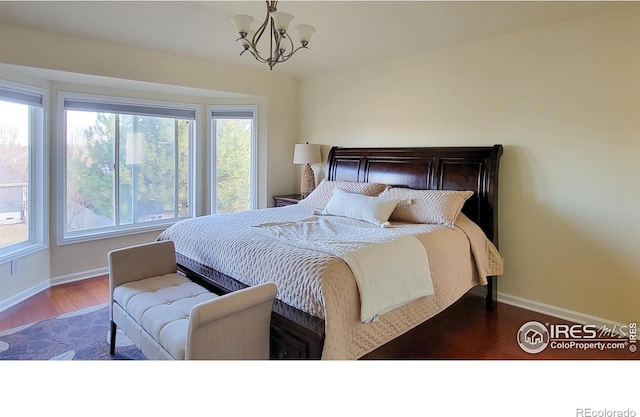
0,1,636,78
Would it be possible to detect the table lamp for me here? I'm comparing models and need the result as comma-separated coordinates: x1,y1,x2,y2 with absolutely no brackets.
293,142,321,197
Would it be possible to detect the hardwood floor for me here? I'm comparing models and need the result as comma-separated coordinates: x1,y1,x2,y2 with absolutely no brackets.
0,276,637,360
0,275,109,332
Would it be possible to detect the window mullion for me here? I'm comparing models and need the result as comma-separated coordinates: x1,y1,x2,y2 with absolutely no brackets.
114,114,120,227
174,120,179,218
211,119,218,214
26,106,35,243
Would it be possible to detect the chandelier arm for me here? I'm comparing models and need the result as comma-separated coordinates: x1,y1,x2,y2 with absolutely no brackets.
252,17,269,49
245,48,269,64
270,17,277,63
251,0,272,55
277,34,295,62
235,37,268,64
273,31,286,63
238,38,267,63
276,45,311,65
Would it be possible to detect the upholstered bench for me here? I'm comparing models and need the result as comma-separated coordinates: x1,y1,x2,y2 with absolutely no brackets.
108,240,277,360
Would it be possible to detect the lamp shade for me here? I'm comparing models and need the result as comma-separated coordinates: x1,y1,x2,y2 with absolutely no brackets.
230,14,254,35
272,11,295,33
295,24,316,45
293,143,321,165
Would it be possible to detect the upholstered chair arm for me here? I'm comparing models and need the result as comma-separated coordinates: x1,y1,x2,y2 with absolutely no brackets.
185,283,278,360
108,240,178,291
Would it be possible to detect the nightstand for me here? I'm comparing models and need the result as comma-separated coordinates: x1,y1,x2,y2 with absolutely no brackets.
273,194,304,207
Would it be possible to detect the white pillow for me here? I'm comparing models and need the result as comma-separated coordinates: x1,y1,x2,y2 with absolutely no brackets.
377,188,473,228
322,189,402,227
298,180,389,210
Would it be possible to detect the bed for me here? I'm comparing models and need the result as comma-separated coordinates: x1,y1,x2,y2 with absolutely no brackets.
158,145,504,359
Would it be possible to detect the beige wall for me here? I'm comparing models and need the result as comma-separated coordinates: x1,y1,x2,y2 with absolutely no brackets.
300,9,640,323
0,24,299,306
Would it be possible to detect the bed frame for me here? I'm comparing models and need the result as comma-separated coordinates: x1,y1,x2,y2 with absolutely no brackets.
177,144,503,359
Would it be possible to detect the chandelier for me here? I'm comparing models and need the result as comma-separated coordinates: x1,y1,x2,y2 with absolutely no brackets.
230,1,316,71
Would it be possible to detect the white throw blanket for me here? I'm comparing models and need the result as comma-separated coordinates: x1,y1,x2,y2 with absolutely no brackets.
252,216,434,322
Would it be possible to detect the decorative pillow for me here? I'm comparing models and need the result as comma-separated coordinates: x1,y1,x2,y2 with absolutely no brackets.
298,180,389,209
322,189,402,227
377,188,474,228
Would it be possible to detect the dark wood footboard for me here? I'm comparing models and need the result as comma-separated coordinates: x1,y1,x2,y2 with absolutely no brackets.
177,253,325,359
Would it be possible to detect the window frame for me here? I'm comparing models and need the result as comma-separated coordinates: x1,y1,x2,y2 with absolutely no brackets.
57,92,198,245
0,80,48,265
208,105,258,214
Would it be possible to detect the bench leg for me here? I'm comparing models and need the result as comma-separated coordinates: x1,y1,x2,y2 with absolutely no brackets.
110,321,117,355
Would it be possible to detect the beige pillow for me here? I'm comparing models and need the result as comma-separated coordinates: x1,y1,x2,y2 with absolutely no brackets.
322,189,402,227
298,180,389,209
378,188,473,228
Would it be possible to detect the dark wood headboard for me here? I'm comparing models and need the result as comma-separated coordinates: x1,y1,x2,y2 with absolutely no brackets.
326,145,503,247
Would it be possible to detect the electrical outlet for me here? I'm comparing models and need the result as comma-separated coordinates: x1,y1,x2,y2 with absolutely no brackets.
11,259,19,275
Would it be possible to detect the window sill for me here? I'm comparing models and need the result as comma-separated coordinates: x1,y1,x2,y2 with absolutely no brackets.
57,221,183,246
0,242,48,266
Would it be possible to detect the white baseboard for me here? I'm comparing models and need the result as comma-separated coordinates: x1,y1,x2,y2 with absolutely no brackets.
49,267,109,287
0,280,50,313
498,292,628,330
0,267,108,313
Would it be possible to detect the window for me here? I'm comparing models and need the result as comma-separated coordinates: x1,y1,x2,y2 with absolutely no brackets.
0,82,46,263
60,94,195,242
210,107,257,213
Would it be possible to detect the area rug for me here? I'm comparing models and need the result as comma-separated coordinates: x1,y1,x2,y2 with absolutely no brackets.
0,303,146,360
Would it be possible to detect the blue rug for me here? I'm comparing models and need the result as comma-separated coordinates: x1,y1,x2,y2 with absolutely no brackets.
0,304,146,360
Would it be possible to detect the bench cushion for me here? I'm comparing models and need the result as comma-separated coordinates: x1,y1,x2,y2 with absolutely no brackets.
113,273,217,359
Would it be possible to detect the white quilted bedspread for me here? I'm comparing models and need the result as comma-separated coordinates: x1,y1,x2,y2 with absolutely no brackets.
157,205,503,360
